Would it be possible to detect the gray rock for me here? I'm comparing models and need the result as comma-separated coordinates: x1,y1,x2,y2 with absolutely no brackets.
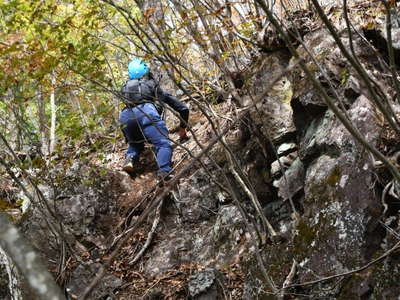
263,200,291,225
144,205,249,277
277,143,297,156
378,10,400,50
273,158,305,200
270,152,297,178
66,161,81,177
344,75,361,101
19,165,118,291
246,55,296,142
173,169,219,223
242,24,398,298
66,263,122,299
297,151,380,279
188,268,216,299
299,109,340,162
299,94,381,163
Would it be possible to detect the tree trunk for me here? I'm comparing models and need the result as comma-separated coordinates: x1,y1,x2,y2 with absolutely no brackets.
0,213,66,300
36,87,48,156
49,74,57,155
0,247,23,300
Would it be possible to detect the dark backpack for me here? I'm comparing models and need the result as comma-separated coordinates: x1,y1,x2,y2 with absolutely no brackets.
121,78,157,106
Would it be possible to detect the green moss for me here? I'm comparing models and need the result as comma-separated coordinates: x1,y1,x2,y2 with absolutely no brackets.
326,167,341,187
242,248,293,299
336,275,361,299
298,218,316,245
340,68,350,85
303,166,341,205
293,218,317,259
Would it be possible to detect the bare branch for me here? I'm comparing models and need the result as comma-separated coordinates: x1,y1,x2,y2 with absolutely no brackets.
129,197,163,265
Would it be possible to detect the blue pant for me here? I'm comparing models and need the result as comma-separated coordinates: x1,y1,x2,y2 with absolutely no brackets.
119,103,172,173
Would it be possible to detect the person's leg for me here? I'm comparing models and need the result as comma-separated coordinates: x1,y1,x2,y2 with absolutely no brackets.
143,120,172,173
125,140,144,160
135,104,173,174
119,108,145,161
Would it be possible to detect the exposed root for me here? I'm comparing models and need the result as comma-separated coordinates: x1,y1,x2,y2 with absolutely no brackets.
129,197,164,265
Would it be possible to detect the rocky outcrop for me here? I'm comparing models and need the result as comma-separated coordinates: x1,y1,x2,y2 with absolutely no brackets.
241,20,399,299
136,22,399,299
13,162,123,298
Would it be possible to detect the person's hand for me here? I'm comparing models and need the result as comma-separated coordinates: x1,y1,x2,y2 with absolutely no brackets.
178,127,189,142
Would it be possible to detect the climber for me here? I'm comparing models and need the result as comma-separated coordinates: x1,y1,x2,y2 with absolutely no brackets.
119,58,189,181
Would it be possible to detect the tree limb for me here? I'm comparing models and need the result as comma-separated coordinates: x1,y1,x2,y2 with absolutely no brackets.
0,213,65,300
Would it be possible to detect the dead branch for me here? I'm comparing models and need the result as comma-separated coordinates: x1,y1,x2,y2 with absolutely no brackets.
380,0,400,102
228,161,278,238
379,220,400,240
279,259,297,299
382,180,393,216
129,197,164,265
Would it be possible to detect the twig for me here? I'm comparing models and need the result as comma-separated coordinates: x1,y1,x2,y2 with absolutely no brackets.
279,259,297,299
224,172,278,293
382,180,393,216
379,220,400,240
380,0,400,103
141,271,183,298
229,164,277,238
129,197,164,264
216,277,229,300
283,259,297,289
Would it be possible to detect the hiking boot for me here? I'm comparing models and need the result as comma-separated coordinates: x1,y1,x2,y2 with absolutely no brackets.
156,170,173,182
122,157,138,173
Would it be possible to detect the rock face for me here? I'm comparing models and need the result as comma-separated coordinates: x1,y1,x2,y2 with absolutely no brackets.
67,263,122,299
144,170,251,277
16,162,123,298
249,57,296,143
241,21,399,299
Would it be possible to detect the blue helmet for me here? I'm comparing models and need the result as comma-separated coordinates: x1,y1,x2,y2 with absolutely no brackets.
128,58,150,80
